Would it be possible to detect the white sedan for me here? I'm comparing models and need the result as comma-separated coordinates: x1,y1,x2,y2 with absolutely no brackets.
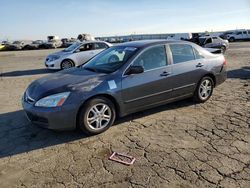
45,41,112,70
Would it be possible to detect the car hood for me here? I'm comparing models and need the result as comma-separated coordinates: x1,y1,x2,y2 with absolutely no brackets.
26,68,106,100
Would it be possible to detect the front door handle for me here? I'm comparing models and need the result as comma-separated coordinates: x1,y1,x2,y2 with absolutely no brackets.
196,63,204,67
160,71,171,77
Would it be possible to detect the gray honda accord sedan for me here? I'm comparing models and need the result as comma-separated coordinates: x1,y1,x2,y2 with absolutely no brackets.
22,40,227,135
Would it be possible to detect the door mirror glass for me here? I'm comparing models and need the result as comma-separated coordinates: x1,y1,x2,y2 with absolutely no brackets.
126,65,144,75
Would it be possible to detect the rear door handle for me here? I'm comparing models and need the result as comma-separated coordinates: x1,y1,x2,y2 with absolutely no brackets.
160,71,171,77
196,63,204,67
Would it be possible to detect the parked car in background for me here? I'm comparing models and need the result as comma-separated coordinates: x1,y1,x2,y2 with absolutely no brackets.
23,40,227,135
0,41,11,51
198,36,229,53
226,29,250,42
167,33,192,40
77,34,95,41
5,40,31,50
61,38,77,48
1,41,11,45
219,31,234,40
39,36,62,49
45,41,112,70
23,40,44,50
0,44,5,51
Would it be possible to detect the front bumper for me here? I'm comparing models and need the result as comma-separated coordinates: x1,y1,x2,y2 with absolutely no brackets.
22,99,78,131
45,59,62,70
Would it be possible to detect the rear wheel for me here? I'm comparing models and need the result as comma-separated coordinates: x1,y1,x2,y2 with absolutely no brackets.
78,97,116,135
61,59,74,69
229,37,235,42
193,76,214,103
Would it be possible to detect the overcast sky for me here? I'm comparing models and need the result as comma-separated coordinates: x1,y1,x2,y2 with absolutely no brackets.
1,0,250,40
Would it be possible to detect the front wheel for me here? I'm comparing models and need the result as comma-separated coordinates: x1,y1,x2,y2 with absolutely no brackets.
78,97,116,135
193,76,214,103
61,59,75,69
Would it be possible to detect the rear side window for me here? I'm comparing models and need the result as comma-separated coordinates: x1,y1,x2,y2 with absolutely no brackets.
170,44,195,64
95,43,109,49
193,47,204,59
133,45,167,71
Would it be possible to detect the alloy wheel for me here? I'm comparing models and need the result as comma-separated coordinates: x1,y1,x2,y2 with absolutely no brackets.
86,103,112,130
198,79,212,100
61,60,73,69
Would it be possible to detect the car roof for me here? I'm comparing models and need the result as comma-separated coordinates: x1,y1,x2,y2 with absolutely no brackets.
77,40,112,47
80,40,107,44
115,40,193,48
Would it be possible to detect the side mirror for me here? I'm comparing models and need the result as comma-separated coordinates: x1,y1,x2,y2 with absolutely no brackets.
126,65,144,75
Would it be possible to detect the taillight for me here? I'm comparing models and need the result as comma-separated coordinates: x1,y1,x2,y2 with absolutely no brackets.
223,59,227,65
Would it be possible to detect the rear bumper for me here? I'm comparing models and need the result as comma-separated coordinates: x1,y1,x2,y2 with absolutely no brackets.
22,99,78,131
215,66,227,87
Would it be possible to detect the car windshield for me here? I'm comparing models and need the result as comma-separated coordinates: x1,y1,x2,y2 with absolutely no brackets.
82,46,138,73
63,42,81,52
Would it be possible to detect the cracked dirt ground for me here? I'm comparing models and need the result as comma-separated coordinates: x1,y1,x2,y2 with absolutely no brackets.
0,43,249,188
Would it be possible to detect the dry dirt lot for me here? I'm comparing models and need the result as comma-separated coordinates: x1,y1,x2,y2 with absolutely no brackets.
0,43,249,188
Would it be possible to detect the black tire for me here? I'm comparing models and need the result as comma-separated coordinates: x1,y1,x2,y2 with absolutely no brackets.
229,37,235,42
78,97,116,135
61,59,75,69
193,76,214,103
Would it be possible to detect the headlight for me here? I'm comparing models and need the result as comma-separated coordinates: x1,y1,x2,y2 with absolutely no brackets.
48,55,60,62
35,92,70,107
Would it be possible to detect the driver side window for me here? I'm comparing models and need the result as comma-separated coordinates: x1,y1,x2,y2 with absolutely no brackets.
78,43,94,52
133,45,168,71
